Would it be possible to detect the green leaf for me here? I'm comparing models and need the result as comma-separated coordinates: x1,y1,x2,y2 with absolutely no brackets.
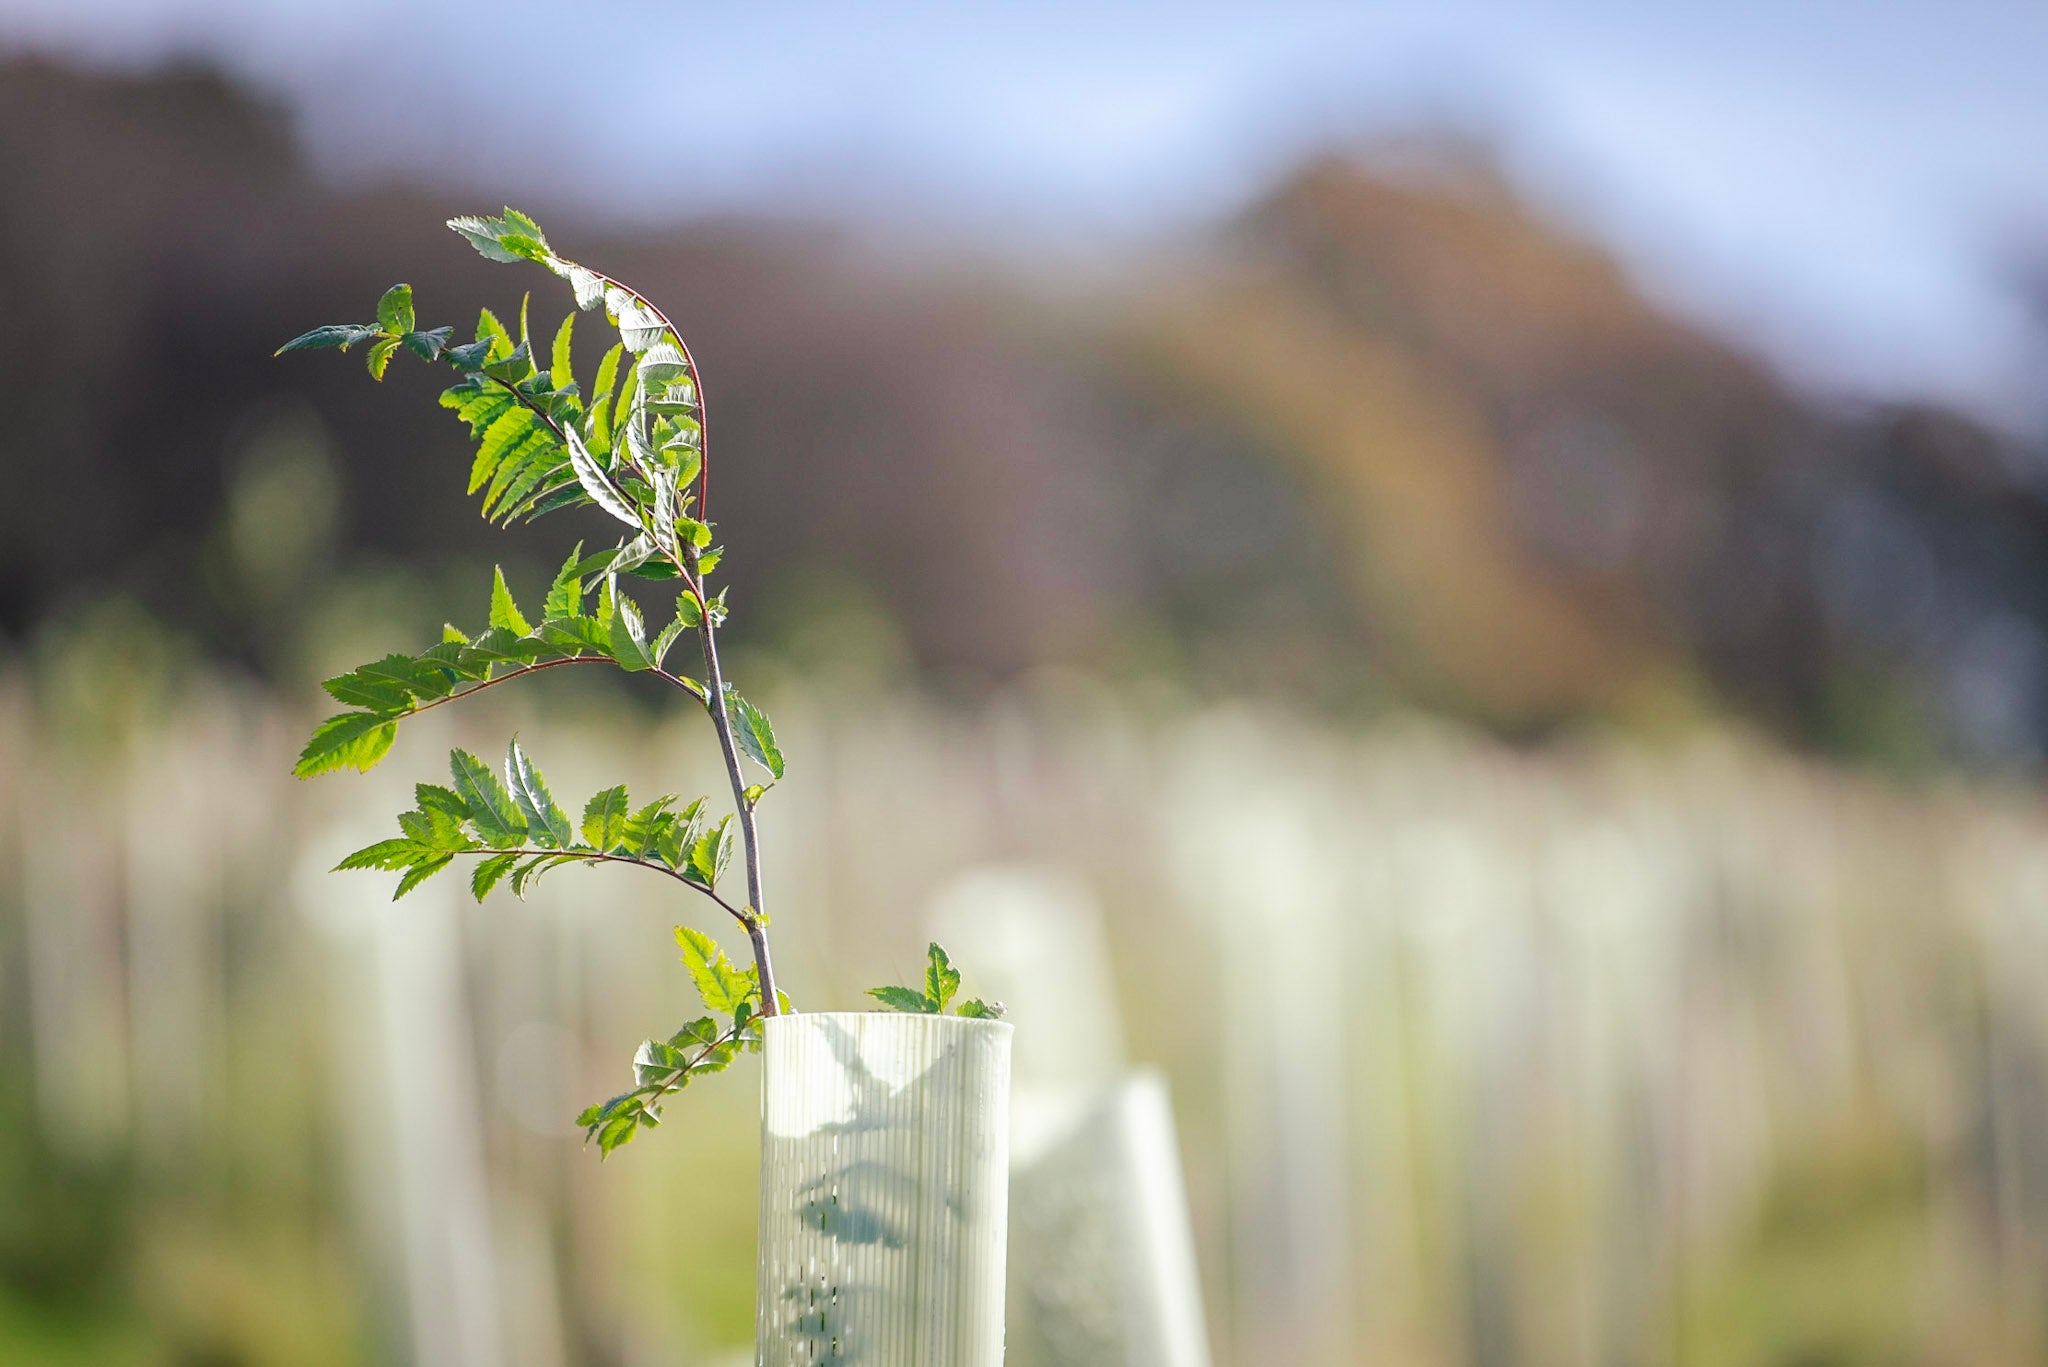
957,999,1006,1020
634,1039,690,1087
675,926,755,1014
509,853,559,898
567,264,607,312
654,798,702,868
676,515,714,549
468,409,538,494
321,653,431,714
402,327,452,361
365,336,402,380
649,613,688,669
334,838,427,872
416,783,469,822
448,209,552,264
476,307,514,360
674,590,703,628
294,712,398,778
866,985,937,1014
566,428,642,530
398,804,470,852
450,748,525,845
725,690,785,780
482,340,533,383
581,785,630,851
471,852,518,900
586,342,625,451
504,740,574,848
445,336,494,369
608,590,653,671
620,796,677,857
550,312,574,387
684,816,732,889
274,322,381,356
535,615,611,656
489,565,532,635
926,942,961,1012
394,853,454,899
545,542,587,620
610,292,668,352
377,283,415,335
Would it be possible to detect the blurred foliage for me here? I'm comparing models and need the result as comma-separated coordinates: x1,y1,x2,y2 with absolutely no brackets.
3,58,2046,768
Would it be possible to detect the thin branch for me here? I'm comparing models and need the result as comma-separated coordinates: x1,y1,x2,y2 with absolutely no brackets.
398,654,706,720
457,844,749,924
680,547,780,1015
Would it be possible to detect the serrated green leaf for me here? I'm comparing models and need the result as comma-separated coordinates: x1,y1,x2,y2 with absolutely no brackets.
550,312,574,388
448,209,552,264
365,335,402,380
611,293,668,352
620,796,677,857
725,689,785,780
274,322,381,356
334,838,428,872
377,283,415,335
469,409,536,494
655,798,702,868
957,999,1005,1020
535,615,611,656
634,1038,689,1088
398,803,470,852
416,783,469,821
402,326,451,361
926,942,961,1012
608,590,653,671
675,926,755,1014
321,653,429,714
581,785,630,851
451,748,525,845
674,590,703,629
471,852,518,900
866,985,937,1014
684,816,732,889
586,342,625,451
544,542,586,620
504,739,574,848
489,565,532,635
567,264,606,311
483,340,532,384
596,1112,639,1157
650,613,688,669
294,712,397,778
476,307,514,361
445,336,494,369
567,428,642,530
394,853,454,899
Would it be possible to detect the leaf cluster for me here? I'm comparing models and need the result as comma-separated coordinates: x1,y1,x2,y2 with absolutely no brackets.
866,943,1005,1020
576,927,787,1156
336,739,737,904
298,552,780,791
281,209,996,1164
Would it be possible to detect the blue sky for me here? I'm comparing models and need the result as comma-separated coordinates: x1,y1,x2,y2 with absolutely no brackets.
5,0,2044,429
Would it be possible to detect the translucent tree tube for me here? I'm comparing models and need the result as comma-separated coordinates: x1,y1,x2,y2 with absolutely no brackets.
758,1012,1014,1365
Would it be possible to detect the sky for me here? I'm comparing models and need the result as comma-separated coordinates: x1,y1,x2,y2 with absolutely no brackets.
4,0,2044,430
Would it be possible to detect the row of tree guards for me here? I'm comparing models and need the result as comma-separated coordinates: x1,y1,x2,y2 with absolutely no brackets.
11,671,2048,1362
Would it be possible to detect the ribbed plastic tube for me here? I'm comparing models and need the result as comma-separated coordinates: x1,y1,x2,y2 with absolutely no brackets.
1008,1073,1212,1367
757,1012,1014,1366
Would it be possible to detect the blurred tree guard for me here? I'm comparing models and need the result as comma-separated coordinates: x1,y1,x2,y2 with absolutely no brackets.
278,210,1000,1157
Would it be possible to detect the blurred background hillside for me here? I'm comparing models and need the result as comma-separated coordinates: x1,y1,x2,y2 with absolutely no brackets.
3,2,2048,1364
